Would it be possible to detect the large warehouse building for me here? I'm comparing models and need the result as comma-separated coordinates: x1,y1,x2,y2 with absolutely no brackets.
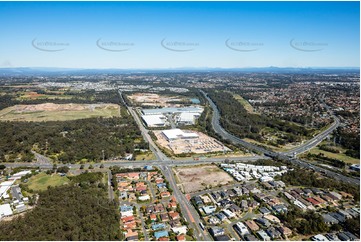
162,129,199,142
142,107,203,115
141,114,167,127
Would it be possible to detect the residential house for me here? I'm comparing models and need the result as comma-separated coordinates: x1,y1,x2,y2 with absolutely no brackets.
329,192,342,200
202,206,216,215
234,222,250,237
150,214,157,222
244,234,258,241
209,227,225,237
272,204,288,214
172,226,187,235
154,230,169,240
160,213,169,222
241,200,248,211
155,177,164,184
160,192,171,198
120,205,134,218
138,194,150,201
228,203,241,214
257,230,271,241
266,227,282,239
124,229,138,241
169,211,180,220
255,218,271,227
277,226,292,237
176,234,185,241
152,223,166,231
158,237,169,241
169,219,182,228
259,207,271,215
329,212,346,223
193,196,204,206
208,216,221,225
222,209,236,219
322,214,339,225
244,220,259,231
168,201,177,210
215,212,227,222
264,214,281,224
313,196,327,205
338,210,352,220
214,234,231,241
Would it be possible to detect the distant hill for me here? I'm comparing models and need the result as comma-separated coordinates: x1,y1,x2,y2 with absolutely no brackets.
0,66,359,76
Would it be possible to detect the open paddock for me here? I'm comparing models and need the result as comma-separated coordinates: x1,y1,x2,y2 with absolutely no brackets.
173,165,234,193
0,103,120,122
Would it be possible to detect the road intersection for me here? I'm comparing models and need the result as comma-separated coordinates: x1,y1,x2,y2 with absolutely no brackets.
2,89,358,241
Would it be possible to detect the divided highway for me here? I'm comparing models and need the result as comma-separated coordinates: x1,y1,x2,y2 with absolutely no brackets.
2,89,357,242
200,90,359,185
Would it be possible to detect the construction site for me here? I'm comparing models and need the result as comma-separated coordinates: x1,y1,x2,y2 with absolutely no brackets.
153,129,231,155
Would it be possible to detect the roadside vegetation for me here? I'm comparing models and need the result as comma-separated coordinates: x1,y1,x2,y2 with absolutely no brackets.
206,90,316,149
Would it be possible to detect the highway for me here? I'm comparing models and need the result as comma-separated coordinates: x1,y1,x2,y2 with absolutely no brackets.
200,90,359,185
119,90,168,161
282,115,340,156
2,89,357,242
119,90,211,241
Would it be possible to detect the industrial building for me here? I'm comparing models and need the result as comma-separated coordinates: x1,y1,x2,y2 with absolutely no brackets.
141,114,167,127
142,106,203,115
176,112,201,125
161,129,199,142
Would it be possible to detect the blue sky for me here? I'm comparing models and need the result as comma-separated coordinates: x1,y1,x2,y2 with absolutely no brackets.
0,1,359,69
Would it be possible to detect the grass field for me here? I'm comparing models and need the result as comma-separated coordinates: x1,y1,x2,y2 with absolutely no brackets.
243,138,292,152
232,93,256,114
306,147,360,164
135,152,156,161
0,103,120,122
27,173,70,191
17,91,73,100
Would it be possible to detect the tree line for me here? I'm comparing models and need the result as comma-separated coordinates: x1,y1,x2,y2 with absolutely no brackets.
0,172,120,241
0,116,144,163
206,90,313,144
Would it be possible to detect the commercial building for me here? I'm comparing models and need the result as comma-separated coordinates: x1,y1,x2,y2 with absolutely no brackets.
142,107,203,115
176,112,201,125
141,114,167,127
0,204,13,219
162,129,199,142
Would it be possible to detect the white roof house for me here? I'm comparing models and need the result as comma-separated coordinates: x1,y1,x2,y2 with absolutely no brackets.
259,176,274,182
234,222,250,236
311,234,329,241
162,129,199,141
171,226,188,235
138,194,150,201
0,204,13,217
222,209,236,218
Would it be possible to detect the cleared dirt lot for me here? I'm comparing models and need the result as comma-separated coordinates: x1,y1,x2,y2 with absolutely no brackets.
127,93,188,107
173,165,234,193
0,103,120,121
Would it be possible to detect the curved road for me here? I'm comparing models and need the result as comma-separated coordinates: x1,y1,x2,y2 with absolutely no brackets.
200,90,359,185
